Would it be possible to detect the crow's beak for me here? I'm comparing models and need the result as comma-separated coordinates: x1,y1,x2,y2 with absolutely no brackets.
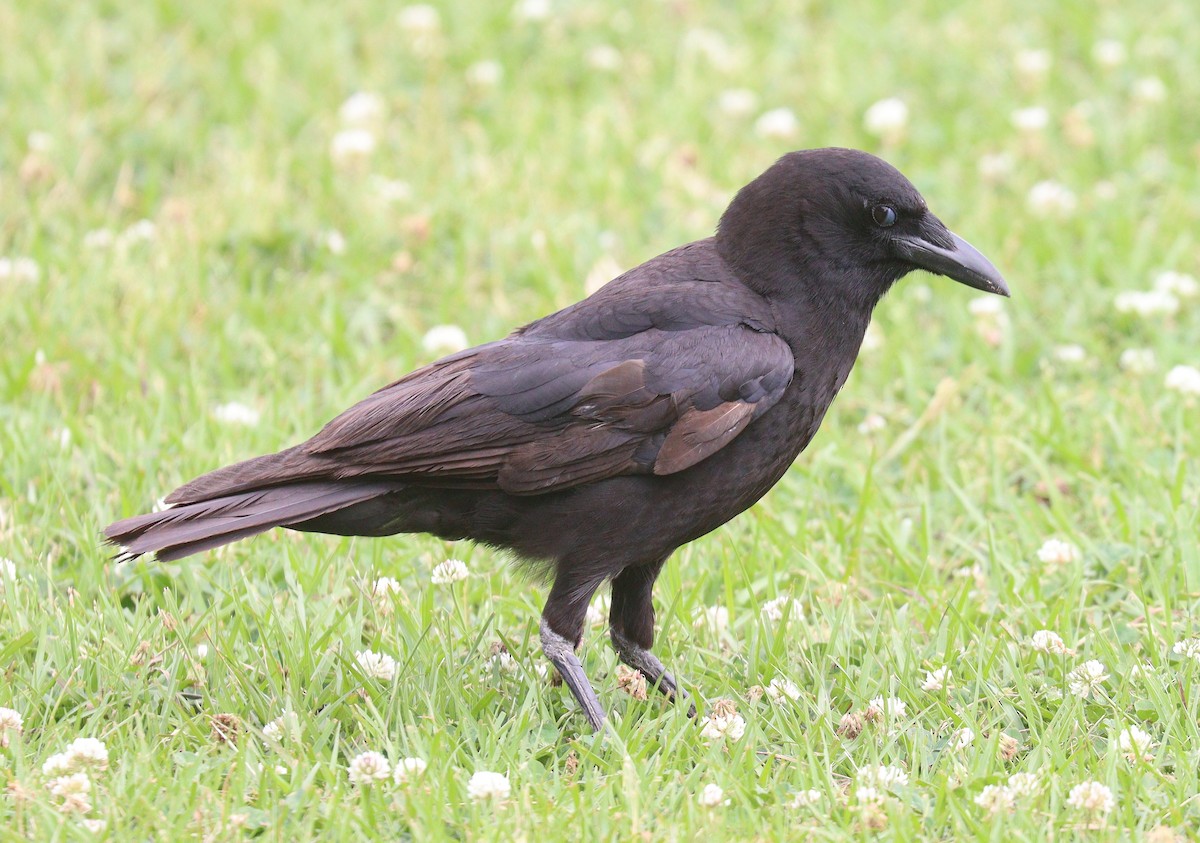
893,225,1010,297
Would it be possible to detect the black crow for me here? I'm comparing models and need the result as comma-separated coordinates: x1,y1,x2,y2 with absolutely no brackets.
105,148,1008,731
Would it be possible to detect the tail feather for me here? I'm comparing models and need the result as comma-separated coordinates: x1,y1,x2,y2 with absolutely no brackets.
163,446,317,506
104,481,398,562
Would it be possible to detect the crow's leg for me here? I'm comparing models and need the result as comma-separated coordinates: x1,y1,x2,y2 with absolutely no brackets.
541,570,608,732
608,559,696,717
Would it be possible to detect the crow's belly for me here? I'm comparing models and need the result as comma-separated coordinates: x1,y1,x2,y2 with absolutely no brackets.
462,397,825,565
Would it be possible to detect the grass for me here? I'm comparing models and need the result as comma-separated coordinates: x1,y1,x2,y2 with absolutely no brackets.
2,0,1199,838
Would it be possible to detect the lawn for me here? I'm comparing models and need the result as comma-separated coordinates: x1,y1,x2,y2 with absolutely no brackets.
2,0,1199,839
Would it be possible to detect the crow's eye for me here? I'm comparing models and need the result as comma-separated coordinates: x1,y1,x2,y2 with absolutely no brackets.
871,204,897,228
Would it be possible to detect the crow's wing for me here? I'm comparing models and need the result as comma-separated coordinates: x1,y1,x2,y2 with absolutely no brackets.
300,322,794,494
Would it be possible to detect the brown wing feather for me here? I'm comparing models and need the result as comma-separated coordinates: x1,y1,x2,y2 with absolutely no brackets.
167,321,793,502
652,401,757,475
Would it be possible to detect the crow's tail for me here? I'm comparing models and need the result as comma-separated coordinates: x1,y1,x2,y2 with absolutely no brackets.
103,481,399,562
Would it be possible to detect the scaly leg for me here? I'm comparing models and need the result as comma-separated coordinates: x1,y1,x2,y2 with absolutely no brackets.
540,570,608,732
608,560,696,717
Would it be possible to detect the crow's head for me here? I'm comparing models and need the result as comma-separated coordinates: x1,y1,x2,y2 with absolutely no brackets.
717,148,1008,309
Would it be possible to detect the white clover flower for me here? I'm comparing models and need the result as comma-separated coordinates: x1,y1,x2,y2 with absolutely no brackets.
863,98,908,143
968,296,1005,318
430,558,469,584
355,649,397,681
81,819,106,833
48,771,93,814
47,772,91,799
1036,538,1080,565
760,595,802,623
789,789,823,808
1165,365,1200,396
1014,49,1052,82
1114,289,1179,316
0,706,23,735
422,325,469,355
394,756,428,784
921,666,951,692
1119,348,1157,374
1011,106,1049,132
396,5,440,34
1091,40,1126,68
64,738,109,771
1066,780,1115,814
263,711,299,743
854,785,889,806
1117,725,1154,761
699,712,747,741
512,0,551,21
1030,630,1069,654
699,700,746,741
585,45,622,72
977,152,1015,184
1154,271,1198,298
952,727,975,750
1130,662,1156,681
120,219,157,245
371,177,413,203
42,752,74,777
864,696,906,721
694,605,729,634
974,784,1014,815
322,229,347,255
1027,181,1077,218
857,765,909,790
348,751,391,785
372,577,402,599
339,92,385,125
212,401,260,427
857,413,887,435
1133,76,1168,105
0,256,41,283
489,651,518,674
466,60,503,88
1052,344,1087,364
1172,638,1200,661
716,88,759,118
1006,771,1041,797
42,738,109,777
330,129,377,165
754,108,799,139
697,782,727,807
467,770,511,800
1068,660,1109,698
765,677,801,702
83,229,115,250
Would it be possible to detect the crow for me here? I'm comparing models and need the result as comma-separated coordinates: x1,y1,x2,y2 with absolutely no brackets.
105,148,1008,731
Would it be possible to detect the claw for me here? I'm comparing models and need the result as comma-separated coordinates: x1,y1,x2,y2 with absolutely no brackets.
610,629,693,715
541,618,607,731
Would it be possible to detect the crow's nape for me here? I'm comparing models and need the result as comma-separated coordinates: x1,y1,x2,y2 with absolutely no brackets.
103,481,400,562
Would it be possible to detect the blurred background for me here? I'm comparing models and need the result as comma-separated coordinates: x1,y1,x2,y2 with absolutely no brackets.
2,0,1199,837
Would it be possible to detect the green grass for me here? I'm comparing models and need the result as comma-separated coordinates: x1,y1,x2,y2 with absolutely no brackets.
2,0,1200,839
